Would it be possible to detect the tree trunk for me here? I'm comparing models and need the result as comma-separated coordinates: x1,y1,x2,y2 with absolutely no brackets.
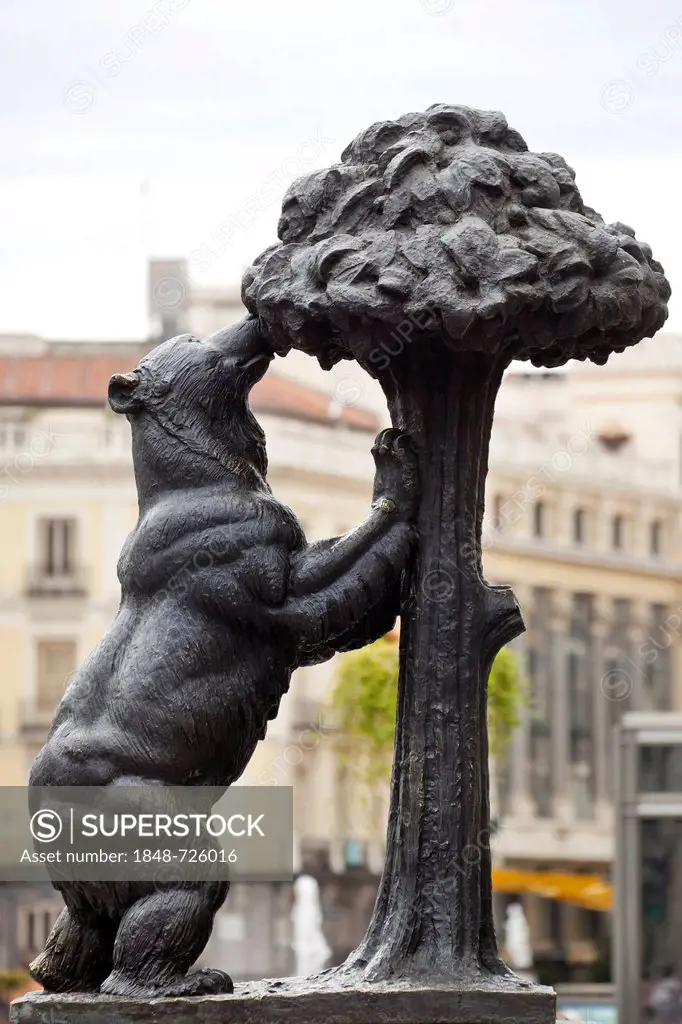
344,345,524,983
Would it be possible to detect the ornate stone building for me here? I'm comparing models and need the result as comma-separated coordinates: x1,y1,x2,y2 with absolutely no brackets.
483,374,681,982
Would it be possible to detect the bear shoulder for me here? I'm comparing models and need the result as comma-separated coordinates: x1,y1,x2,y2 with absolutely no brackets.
118,485,305,597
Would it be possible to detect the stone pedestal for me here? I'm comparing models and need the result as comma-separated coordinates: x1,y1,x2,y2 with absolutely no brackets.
12,980,556,1024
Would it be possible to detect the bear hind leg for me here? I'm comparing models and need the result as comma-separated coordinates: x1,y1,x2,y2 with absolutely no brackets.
29,907,117,993
100,883,231,998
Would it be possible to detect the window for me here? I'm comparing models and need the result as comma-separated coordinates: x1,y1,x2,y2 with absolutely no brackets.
573,508,585,544
492,494,503,532
0,422,27,449
528,589,553,817
39,518,77,577
18,901,62,957
650,519,663,557
533,501,545,539
568,595,595,820
535,895,552,943
612,514,624,550
643,604,673,711
578,908,602,942
36,640,77,710
549,899,563,947
604,598,633,797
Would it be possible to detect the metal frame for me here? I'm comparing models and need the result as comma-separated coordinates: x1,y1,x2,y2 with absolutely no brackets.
615,712,682,1024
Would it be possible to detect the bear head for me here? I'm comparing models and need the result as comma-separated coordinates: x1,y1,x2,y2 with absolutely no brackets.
108,316,274,497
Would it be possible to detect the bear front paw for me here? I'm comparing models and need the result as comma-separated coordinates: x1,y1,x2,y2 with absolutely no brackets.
371,428,419,518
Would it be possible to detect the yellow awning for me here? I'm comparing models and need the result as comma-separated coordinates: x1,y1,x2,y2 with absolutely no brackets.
492,868,613,912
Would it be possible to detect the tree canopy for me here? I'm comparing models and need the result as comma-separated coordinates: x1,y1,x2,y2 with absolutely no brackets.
244,104,669,373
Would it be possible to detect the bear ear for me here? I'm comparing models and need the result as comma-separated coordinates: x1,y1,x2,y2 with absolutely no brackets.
108,372,142,414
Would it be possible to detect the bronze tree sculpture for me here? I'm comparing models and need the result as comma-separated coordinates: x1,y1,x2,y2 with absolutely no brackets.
243,104,670,984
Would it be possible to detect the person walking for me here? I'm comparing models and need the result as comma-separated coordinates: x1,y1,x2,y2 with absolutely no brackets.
649,965,682,1023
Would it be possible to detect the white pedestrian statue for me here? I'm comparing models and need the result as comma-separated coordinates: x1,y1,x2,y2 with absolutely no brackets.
292,874,332,977
504,901,535,980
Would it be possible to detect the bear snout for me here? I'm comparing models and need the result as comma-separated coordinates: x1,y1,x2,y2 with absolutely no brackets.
109,371,142,415
207,316,274,365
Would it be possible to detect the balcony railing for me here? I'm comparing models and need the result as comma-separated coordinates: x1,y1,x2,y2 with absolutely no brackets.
25,565,89,597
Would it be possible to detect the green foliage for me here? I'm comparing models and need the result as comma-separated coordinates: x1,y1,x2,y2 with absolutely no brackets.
0,969,31,998
332,635,525,784
332,636,400,782
486,645,525,760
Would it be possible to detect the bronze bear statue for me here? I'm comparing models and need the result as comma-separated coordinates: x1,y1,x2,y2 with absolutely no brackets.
28,316,418,997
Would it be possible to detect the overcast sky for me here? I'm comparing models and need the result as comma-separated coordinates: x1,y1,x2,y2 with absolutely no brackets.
2,0,681,339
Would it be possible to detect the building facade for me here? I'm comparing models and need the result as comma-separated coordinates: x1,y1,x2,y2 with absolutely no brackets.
485,386,681,982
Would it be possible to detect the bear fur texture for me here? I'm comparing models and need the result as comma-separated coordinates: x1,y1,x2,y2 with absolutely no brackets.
28,316,418,998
